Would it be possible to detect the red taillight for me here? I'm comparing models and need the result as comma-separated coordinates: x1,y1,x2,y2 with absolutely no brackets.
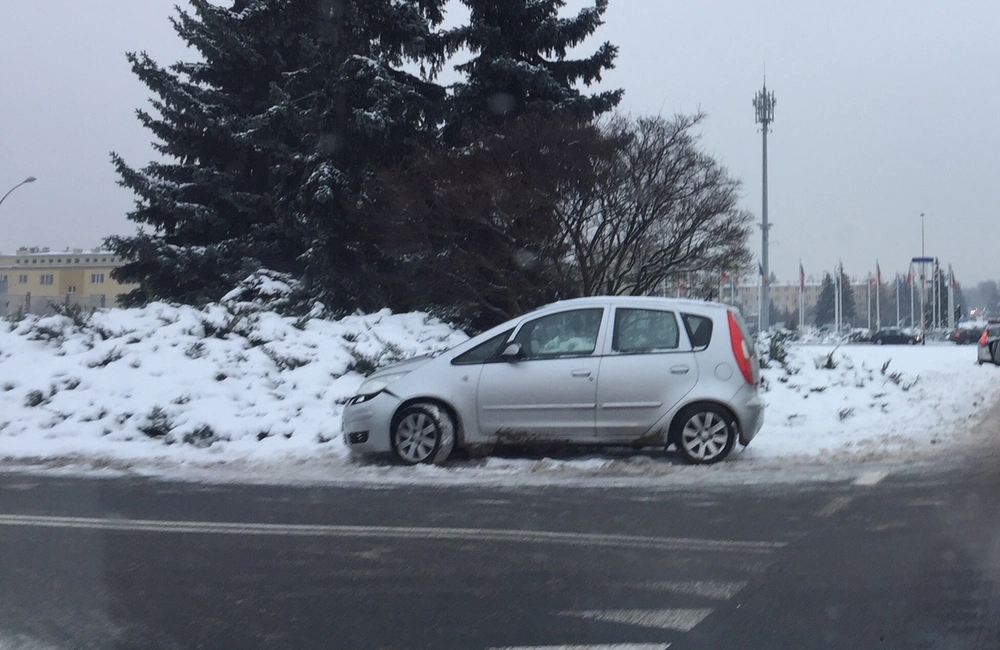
980,331,989,346
728,310,755,385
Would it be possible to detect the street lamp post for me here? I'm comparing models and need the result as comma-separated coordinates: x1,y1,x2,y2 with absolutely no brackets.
0,176,36,209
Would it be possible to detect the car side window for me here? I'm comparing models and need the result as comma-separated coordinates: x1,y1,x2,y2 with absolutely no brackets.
452,329,514,365
612,308,680,354
681,313,713,350
513,308,603,359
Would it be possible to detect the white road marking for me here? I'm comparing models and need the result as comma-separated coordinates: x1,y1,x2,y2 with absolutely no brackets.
635,580,747,600
907,498,947,507
0,514,784,553
816,496,854,518
853,471,888,486
488,645,669,650
561,609,713,632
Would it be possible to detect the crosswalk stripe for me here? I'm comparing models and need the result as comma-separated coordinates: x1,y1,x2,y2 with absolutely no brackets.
854,471,888,486
635,580,747,600
561,609,713,632
488,645,669,650
816,496,854,517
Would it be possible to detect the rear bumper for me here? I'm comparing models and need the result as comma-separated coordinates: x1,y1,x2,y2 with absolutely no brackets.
734,384,765,446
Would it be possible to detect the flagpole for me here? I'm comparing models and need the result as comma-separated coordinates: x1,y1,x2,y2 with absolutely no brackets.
835,266,841,332
876,261,881,329
866,276,871,330
948,265,955,329
896,275,900,327
876,282,881,328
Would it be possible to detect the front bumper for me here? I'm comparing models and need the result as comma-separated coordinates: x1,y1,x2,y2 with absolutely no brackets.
341,391,398,454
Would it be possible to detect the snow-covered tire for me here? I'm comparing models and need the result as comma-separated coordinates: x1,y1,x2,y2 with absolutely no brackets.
391,403,455,466
875,338,884,346
672,404,737,465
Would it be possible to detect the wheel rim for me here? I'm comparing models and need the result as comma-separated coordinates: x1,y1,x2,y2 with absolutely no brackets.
395,411,439,463
681,411,730,461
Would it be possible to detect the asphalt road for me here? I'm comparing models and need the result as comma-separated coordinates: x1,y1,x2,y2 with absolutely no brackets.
1,455,999,650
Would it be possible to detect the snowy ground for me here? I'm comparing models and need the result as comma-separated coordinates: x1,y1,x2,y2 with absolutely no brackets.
1,288,997,486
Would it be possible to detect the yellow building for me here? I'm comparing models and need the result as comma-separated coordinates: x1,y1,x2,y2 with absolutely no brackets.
0,247,139,315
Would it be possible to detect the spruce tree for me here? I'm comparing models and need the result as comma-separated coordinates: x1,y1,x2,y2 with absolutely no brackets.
443,0,622,142
815,273,836,327
108,0,447,309
840,270,857,326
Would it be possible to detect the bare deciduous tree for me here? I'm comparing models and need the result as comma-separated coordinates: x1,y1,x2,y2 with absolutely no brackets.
554,113,753,297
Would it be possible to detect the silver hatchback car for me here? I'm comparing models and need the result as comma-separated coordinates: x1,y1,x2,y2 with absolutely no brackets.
343,296,764,465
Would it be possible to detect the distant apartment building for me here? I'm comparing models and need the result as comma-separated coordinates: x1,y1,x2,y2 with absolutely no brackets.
0,247,139,315
731,282,823,317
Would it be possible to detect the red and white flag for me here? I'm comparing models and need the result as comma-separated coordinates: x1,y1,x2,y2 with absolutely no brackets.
799,262,805,291
876,261,882,286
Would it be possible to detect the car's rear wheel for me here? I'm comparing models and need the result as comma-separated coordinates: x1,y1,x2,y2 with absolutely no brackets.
673,404,736,465
875,338,884,345
391,403,455,466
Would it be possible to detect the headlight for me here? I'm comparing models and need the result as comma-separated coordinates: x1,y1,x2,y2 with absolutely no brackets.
356,371,410,397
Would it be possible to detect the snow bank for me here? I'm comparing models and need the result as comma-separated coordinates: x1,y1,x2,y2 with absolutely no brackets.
0,293,996,482
0,296,466,464
749,343,995,460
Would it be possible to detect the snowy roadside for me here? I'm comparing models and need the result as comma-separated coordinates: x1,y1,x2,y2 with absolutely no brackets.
1,289,997,486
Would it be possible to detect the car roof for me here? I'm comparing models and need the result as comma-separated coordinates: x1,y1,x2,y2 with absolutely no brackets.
542,295,731,313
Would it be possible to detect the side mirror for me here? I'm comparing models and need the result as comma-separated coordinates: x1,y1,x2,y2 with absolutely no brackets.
500,342,524,361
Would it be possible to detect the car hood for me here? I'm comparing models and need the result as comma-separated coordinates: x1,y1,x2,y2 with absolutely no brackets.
370,354,435,377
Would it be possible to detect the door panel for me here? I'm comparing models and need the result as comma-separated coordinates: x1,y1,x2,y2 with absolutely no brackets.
596,308,699,439
476,307,605,441
477,357,600,440
596,351,697,439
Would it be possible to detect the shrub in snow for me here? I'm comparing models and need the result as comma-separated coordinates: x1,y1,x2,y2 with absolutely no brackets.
182,425,223,449
50,303,92,329
139,406,174,439
88,348,124,368
220,270,315,317
24,390,47,408
816,349,840,370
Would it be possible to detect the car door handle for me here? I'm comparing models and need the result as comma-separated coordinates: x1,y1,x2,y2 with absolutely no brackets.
670,365,690,375
571,369,592,378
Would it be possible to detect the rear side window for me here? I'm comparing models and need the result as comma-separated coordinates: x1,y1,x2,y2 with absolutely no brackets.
612,309,680,353
682,313,714,349
452,329,513,365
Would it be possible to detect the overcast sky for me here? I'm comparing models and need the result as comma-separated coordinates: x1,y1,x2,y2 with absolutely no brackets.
1,0,997,285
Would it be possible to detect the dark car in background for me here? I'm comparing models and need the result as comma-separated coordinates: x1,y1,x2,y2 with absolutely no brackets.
871,327,921,345
953,325,985,345
977,325,1000,365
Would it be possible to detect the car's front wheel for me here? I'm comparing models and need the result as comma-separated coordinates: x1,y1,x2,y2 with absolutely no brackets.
875,338,884,345
391,403,455,466
673,404,736,465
